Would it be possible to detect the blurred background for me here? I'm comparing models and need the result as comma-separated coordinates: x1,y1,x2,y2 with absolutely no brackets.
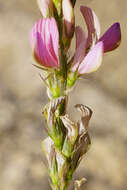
0,0,127,190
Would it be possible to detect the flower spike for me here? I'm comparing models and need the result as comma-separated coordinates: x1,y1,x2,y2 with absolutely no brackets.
29,1,121,189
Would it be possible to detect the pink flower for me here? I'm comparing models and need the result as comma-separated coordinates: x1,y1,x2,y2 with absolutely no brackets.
71,6,121,74
80,6,121,52
30,18,59,68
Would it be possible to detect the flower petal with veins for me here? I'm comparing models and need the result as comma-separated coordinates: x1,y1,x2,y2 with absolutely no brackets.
33,32,58,67
30,18,59,68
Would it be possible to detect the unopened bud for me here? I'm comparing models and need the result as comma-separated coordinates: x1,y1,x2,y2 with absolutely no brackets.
62,0,75,37
37,0,54,17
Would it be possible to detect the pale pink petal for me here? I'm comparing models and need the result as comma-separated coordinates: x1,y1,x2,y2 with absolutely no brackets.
75,26,86,49
99,22,121,52
80,6,101,48
30,18,59,68
78,41,103,74
71,26,87,72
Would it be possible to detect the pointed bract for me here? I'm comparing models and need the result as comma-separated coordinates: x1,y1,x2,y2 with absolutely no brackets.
30,18,59,68
99,22,121,52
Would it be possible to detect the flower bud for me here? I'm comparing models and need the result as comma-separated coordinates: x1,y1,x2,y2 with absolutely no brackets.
62,0,75,37
37,0,54,17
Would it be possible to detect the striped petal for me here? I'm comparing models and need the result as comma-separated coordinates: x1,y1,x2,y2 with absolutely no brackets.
30,18,59,68
71,26,87,72
33,32,59,68
99,22,121,52
80,6,101,48
45,18,59,62
78,41,103,74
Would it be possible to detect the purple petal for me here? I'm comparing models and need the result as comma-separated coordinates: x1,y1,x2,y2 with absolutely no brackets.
71,26,87,72
78,41,103,74
80,6,101,48
99,22,121,52
30,18,59,68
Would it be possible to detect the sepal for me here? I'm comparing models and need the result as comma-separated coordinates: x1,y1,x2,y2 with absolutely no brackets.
42,137,55,168
67,72,77,88
71,105,92,170
43,96,66,148
53,0,62,15
42,137,68,190
61,114,78,157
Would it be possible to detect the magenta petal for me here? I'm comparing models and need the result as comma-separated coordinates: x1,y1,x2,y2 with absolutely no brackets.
99,22,121,52
33,32,59,68
80,6,100,48
30,18,59,68
71,26,87,72
78,41,103,74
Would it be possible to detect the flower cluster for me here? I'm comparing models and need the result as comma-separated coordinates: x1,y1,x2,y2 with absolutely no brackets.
30,0,121,97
